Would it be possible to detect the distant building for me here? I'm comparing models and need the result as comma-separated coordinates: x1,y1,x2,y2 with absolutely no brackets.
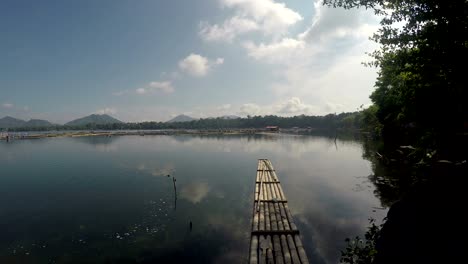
265,126,279,132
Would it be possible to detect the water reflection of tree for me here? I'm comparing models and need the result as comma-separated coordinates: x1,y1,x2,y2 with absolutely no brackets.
357,137,467,263
361,139,413,208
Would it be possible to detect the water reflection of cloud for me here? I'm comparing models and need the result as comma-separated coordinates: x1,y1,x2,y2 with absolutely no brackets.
163,134,356,159
296,206,366,264
180,182,210,204
136,163,175,177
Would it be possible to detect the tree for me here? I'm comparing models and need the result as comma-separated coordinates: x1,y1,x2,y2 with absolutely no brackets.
324,0,467,159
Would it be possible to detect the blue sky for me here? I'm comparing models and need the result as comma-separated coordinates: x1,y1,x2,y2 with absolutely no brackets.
1,0,380,123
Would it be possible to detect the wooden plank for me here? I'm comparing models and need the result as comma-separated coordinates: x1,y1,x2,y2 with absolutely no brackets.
251,230,300,236
250,159,309,264
254,199,288,203
255,181,281,183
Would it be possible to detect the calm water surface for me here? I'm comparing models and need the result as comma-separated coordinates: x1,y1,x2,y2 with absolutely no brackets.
0,134,386,263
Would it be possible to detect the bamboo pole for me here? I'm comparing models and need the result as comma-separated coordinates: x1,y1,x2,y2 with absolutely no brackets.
281,234,292,264
265,201,271,231
259,203,265,230
279,203,291,231
268,183,273,201
275,203,284,230
287,234,301,264
253,201,259,231
273,235,284,264
250,235,258,264
274,183,284,200
266,235,274,264
256,183,259,199
269,203,278,231
294,235,309,264
270,183,278,200
274,183,280,200
257,169,264,211
277,184,287,201
283,204,298,231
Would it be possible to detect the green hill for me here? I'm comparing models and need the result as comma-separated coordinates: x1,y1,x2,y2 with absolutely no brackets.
0,116,27,128
65,114,123,126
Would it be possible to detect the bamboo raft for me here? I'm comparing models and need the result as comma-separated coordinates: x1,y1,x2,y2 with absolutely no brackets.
249,159,309,264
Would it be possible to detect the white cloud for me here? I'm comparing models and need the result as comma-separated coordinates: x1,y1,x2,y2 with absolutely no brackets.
236,1,380,113
96,107,117,115
275,97,318,114
298,1,379,43
242,2,379,65
178,53,224,77
243,38,306,62
136,88,146,94
199,16,259,42
238,103,261,116
200,0,302,42
235,97,350,117
135,81,174,95
2,103,13,108
218,104,232,110
148,81,174,93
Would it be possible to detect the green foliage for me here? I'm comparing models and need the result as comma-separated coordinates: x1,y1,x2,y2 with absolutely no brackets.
7,113,367,132
340,218,384,264
324,0,467,159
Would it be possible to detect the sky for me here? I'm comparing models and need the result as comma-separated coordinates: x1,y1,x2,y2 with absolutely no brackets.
0,0,380,123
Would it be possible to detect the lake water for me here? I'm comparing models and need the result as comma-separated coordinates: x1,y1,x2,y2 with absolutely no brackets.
0,134,387,264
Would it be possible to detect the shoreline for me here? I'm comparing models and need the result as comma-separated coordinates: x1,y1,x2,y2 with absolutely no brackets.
0,129,280,141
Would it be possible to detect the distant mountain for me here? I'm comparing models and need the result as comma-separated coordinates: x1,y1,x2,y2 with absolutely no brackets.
220,115,240,120
25,119,53,127
0,116,26,128
0,117,54,129
65,114,123,126
167,114,196,123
